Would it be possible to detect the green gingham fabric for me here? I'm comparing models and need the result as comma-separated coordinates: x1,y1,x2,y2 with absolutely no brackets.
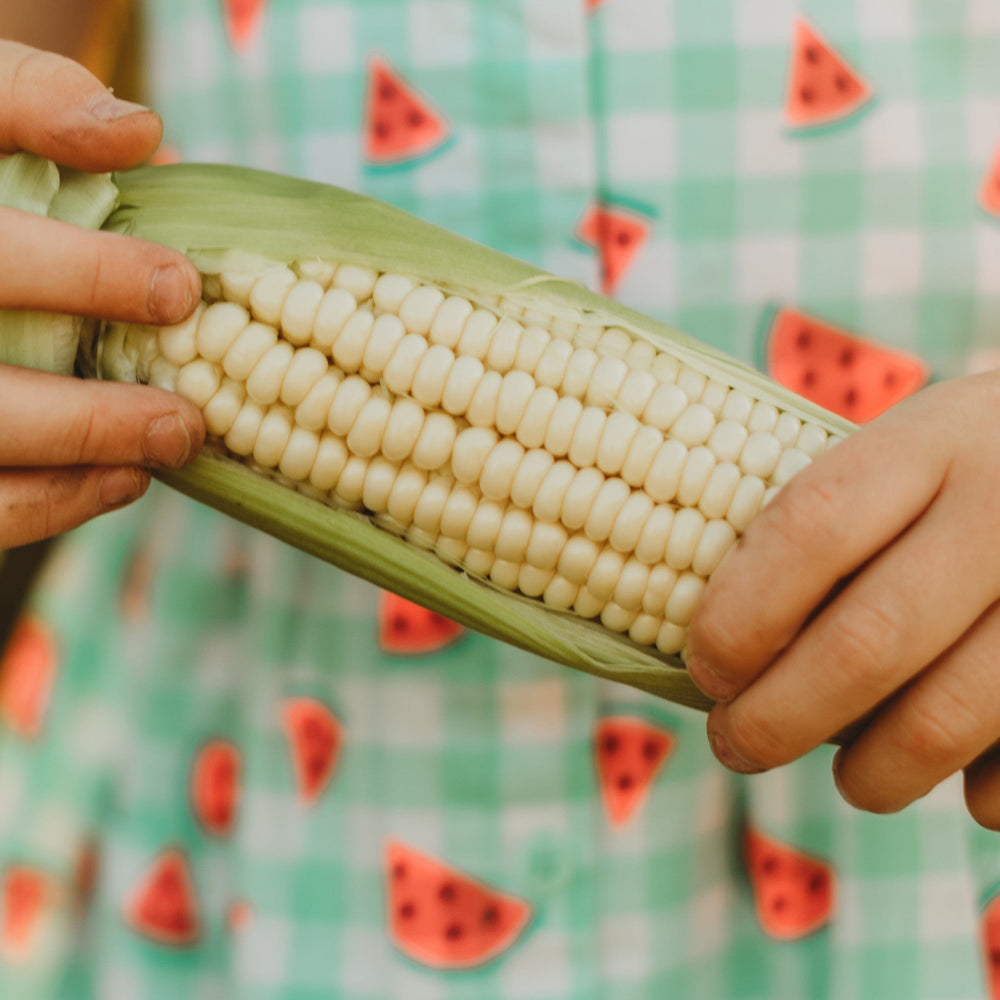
3,1,1000,997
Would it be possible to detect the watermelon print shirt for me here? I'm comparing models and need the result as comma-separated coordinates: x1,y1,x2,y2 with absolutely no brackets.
3,2,1000,998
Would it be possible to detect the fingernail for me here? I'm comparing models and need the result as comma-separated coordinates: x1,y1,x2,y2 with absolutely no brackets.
708,728,762,775
144,414,192,468
149,264,193,324
687,653,737,702
99,468,147,510
89,94,152,122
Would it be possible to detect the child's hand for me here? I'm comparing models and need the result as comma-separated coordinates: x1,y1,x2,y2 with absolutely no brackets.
686,373,1000,830
0,41,204,547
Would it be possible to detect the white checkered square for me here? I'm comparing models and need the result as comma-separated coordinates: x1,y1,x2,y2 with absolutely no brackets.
976,227,1000,293
414,133,484,196
967,0,1000,32
499,678,568,745
524,0,589,59
498,927,573,998
735,234,800,303
687,881,731,960
236,915,293,986
861,102,924,170
409,1,475,67
243,789,310,858
732,0,797,46
963,97,1000,162
602,0,674,53
737,109,803,176
607,112,676,182
599,912,652,981
299,4,356,74
857,0,916,39
534,120,598,190
861,230,924,296
380,678,445,749
918,872,978,944
620,238,677,312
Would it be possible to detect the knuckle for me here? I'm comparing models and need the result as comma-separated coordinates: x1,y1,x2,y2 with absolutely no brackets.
892,689,976,769
66,401,101,465
824,598,906,688
758,476,844,559
687,588,748,673
724,706,789,771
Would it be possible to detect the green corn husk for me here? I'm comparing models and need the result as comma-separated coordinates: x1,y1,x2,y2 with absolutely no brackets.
0,155,856,726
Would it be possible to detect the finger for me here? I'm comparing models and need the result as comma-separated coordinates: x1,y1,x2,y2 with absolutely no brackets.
0,465,150,548
964,745,1000,831
0,366,205,468
0,207,200,324
833,603,1000,814
687,392,954,701
0,40,162,171
704,479,1000,772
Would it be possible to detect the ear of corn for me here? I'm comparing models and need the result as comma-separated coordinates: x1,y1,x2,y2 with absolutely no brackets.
0,154,855,717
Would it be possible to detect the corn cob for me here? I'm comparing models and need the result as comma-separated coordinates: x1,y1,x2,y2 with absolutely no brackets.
1,154,854,714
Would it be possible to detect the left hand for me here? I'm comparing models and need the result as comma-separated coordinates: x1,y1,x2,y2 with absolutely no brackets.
686,372,1000,830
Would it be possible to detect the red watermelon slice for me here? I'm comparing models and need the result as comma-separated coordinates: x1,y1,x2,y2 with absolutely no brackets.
222,0,267,53
0,615,59,739
576,204,650,297
766,306,928,422
379,591,465,655
785,20,872,129
594,716,674,828
979,143,1000,219
364,57,449,166
385,840,531,969
744,828,834,940
191,740,241,836
124,849,200,947
283,697,343,805
1,867,49,961
982,892,1000,999
228,899,254,932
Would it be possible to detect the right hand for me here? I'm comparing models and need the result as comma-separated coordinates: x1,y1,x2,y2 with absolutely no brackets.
0,40,206,548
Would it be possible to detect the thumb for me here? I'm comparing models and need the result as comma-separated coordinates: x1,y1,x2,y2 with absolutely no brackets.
0,40,164,172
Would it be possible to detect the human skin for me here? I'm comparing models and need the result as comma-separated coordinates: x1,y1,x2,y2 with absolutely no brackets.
0,40,206,547
687,375,1000,830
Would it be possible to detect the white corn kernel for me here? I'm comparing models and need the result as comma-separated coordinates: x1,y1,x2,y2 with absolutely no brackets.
635,505,675,565
176,358,222,409
281,280,325,346
295,371,342,431
496,370,536,435
676,366,707,401
584,478,631,543
620,425,662,487
748,401,779,434
294,258,337,287
614,558,651,612
148,357,178,391
382,397,426,462
280,347,329,407
699,379,730,416
331,308,376,374
651,351,680,383
665,572,705,627
560,467,605,532
219,269,256,307
411,412,458,471
609,491,654,554
410,344,455,408
561,348,599,400
533,460,577,523
656,622,687,656
643,383,687,432
515,386,559,449
440,484,479,540
525,520,567,571
246,341,295,405
441,356,486,415
699,462,742,519
707,420,749,463
543,396,584,458
587,548,627,601
572,323,602,349
362,314,407,379
309,434,350,491
481,440,526,501
327,375,371,436
557,534,600,585
383,333,428,395
601,602,636,634
335,455,369,506
398,285,445,335
463,548,495,577
796,422,828,458
692,519,737,577
671,403,716,447
510,449,555,509
596,327,632,359
542,575,578,610
225,400,266,456
533,338,573,389
586,356,629,407
596,412,640,476
629,613,662,647
495,508,533,563
726,474,766,532
518,565,554,598
196,302,249,362
411,476,451,534
347,396,392,458
452,427,500,484
774,412,802,448
373,273,417,314
435,536,469,565
312,288,357,353
253,405,294,468
386,464,428,523
485,318,523,374
644,439,688,503
666,507,706,571
643,564,678,617
279,426,321,482
203,379,246,437
466,370,503,428
617,370,658,417
158,303,204,366
513,325,551,374
249,267,297,326
677,446,717,506
429,296,474,348
771,447,811,486
568,407,607,468
624,338,657,371
490,559,521,591
333,264,378,301
466,499,505,551
739,431,782,478
721,389,754,424
574,587,604,620
457,309,498,359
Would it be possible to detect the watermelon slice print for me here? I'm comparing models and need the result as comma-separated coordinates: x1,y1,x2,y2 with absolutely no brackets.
283,697,343,805
979,143,1000,219
0,615,59,739
385,840,531,969
190,740,241,836
222,0,267,54
1,867,49,962
594,716,674,828
982,892,1000,999
785,19,872,130
73,839,99,918
364,57,449,166
744,828,834,940
124,849,200,947
576,204,650,297
379,591,465,655
227,899,254,932
765,306,928,423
